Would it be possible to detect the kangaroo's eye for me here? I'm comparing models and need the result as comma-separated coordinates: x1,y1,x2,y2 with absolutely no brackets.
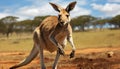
66,15,69,18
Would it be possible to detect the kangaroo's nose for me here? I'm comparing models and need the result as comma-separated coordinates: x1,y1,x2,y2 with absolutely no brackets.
59,21,64,26
60,21,64,24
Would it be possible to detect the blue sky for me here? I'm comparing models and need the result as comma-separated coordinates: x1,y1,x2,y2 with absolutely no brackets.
0,0,120,20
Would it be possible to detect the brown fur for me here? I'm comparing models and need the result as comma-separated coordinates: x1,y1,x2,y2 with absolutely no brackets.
33,16,72,52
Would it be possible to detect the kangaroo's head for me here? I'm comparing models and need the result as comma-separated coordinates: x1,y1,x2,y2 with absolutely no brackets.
49,1,76,26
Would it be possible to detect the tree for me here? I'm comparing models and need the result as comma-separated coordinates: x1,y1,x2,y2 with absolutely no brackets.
71,15,96,31
16,20,33,32
109,15,120,28
33,16,49,27
0,16,18,38
92,18,108,30
13,16,48,33
0,20,6,34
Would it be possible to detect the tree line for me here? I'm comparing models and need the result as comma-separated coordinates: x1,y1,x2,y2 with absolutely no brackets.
71,15,120,31
0,16,48,38
0,15,120,38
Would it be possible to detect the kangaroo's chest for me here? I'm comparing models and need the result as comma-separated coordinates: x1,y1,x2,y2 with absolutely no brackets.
55,29,68,43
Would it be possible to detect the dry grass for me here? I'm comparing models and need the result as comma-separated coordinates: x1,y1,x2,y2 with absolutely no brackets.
72,29,120,49
0,29,120,52
0,33,33,52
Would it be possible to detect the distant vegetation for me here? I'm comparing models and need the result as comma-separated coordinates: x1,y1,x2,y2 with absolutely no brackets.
0,15,120,38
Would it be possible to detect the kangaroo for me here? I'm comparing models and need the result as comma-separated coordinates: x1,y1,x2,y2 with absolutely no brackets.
10,1,76,69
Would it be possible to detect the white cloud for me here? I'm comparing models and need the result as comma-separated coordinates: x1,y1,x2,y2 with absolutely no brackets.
0,12,30,21
0,13,10,19
91,3,120,17
16,3,57,17
0,0,91,20
71,6,91,18
15,0,91,19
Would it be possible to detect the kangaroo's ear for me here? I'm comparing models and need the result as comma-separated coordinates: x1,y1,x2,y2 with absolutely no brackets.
49,2,62,12
66,1,77,13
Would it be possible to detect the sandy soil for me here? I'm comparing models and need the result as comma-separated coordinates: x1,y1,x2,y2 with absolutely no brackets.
0,47,120,69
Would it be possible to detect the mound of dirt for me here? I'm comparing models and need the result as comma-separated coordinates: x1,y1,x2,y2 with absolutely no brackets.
71,51,120,69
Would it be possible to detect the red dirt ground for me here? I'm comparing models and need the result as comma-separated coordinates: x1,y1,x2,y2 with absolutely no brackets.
0,47,120,69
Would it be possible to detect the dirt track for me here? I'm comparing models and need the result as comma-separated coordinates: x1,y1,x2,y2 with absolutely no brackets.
0,47,120,69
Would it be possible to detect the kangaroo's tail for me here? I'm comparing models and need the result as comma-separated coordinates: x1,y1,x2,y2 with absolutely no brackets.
10,44,39,69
